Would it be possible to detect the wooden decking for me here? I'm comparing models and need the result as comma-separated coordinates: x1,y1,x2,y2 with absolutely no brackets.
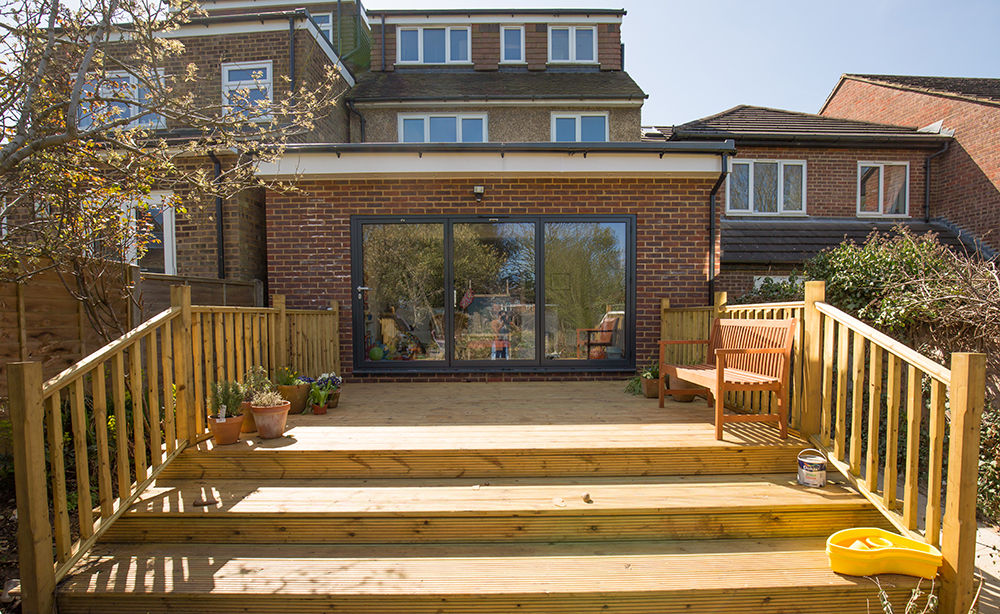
57,382,928,613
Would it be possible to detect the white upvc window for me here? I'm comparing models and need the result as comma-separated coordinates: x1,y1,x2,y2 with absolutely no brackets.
500,26,525,63
550,112,608,142
127,191,177,275
397,26,471,64
78,70,165,130
311,12,334,41
398,113,488,143
548,25,597,63
857,161,909,216
727,159,807,215
221,61,273,118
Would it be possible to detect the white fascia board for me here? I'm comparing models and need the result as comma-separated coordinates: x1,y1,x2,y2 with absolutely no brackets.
355,99,644,108
256,151,721,179
380,14,622,25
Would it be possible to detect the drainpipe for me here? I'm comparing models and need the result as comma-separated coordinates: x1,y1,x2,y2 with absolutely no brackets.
208,152,226,279
380,13,386,71
707,152,728,303
288,17,296,96
346,99,366,143
924,142,949,223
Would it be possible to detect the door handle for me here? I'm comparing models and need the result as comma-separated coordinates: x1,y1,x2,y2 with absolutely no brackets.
356,286,370,300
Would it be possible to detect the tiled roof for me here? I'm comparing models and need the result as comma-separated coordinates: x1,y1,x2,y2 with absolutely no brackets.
665,105,945,142
845,74,1000,105
348,70,647,102
721,218,991,265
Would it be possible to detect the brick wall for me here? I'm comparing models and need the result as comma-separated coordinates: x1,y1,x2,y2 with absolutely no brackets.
266,175,719,379
822,78,1000,250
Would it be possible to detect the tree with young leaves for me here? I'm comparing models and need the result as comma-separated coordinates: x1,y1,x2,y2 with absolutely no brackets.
0,0,347,339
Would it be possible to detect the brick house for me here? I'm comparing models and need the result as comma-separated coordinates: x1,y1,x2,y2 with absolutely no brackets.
646,105,984,297
820,74,1000,253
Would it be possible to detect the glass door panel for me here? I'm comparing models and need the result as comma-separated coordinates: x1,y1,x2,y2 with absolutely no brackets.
543,222,627,361
453,222,536,362
359,222,445,363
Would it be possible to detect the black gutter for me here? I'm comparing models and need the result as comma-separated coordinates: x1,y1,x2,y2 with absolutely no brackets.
281,139,737,155
708,153,728,303
380,13,386,71
346,99,366,142
924,142,950,223
207,152,226,279
288,17,296,95
671,132,951,147
349,94,649,103
366,8,627,16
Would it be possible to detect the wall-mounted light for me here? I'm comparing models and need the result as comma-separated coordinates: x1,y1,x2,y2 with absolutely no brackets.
473,185,485,202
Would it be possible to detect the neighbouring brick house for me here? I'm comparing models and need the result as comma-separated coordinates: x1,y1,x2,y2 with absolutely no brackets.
645,105,984,297
820,74,1000,253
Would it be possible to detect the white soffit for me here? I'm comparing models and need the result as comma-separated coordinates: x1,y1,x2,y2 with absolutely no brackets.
256,151,722,178
378,15,623,25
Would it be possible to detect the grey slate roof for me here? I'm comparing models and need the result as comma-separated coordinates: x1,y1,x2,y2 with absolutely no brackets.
663,105,946,142
348,70,647,102
722,218,991,265
845,74,1000,105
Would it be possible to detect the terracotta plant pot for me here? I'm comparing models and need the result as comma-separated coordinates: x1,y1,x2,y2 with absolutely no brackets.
640,377,658,399
240,400,257,433
326,389,341,409
311,403,328,415
277,383,310,414
209,413,245,446
252,400,291,439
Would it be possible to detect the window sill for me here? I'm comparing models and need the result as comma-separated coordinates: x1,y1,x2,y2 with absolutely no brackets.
725,211,809,217
396,61,475,66
856,212,910,218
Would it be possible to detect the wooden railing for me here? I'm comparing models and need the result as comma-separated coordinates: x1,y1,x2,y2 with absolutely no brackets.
7,287,340,614
660,281,986,614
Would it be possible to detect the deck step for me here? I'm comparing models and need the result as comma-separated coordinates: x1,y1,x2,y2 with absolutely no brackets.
102,474,889,544
160,422,808,479
57,539,926,613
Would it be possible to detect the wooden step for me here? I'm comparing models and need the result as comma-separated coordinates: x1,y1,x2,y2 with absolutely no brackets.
57,539,928,613
160,422,808,479
101,474,890,544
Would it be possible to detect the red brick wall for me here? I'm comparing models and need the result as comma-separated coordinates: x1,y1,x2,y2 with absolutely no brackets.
266,176,718,379
822,78,1000,250
724,144,932,219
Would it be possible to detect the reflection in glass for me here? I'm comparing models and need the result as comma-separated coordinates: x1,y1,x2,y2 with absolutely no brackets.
454,223,536,361
544,222,626,360
884,165,907,214
730,162,750,210
859,165,880,213
361,224,445,362
753,161,778,212
783,164,803,211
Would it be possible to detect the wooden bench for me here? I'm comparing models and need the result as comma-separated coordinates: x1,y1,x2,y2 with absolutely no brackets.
658,318,797,440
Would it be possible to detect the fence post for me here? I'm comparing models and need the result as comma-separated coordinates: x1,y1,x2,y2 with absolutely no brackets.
660,298,670,342
16,283,27,360
273,294,288,368
713,291,727,319
171,285,196,443
940,352,986,614
801,280,825,439
8,362,56,614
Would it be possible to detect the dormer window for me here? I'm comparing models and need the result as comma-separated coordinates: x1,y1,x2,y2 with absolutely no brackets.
501,26,525,63
311,12,334,41
398,26,471,64
398,113,487,143
548,25,596,63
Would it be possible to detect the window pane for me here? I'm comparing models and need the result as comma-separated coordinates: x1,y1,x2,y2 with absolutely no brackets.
227,67,267,82
138,207,165,273
580,116,606,141
449,28,468,62
400,29,419,62
428,116,457,142
859,165,880,213
554,117,576,142
423,28,446,63
550,28,570,61
884,165,907,214
402,118,424,142
753,162,778,213
575,28,594,62
461,118,484,143
503,28,521,61
782,164,803,211
730,163,750,210
312,14,330,24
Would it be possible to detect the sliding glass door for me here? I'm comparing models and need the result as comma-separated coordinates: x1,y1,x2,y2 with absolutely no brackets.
351,216,633,371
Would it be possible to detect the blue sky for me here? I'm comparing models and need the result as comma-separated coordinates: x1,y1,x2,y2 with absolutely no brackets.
365,0,1000,125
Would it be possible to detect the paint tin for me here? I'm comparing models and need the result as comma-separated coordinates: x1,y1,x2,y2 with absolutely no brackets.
797,448,827,488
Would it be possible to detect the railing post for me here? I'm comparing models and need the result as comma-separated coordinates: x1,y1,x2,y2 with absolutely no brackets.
273,294,288,368
940,352,986,614
713,291,727,319
660,298,670,342
8,362,56,614
171,285,195,443
801,280,825,439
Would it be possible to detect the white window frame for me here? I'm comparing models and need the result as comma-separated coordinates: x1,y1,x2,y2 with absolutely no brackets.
547,25,598,64
128,190,177,275
81,70,166,130
311,12,334,41
500,25,526,64
396,26,472,65
856,161,910,217
221,60,273,119
726,158,808,216
550,112,609,142
397,113,489,143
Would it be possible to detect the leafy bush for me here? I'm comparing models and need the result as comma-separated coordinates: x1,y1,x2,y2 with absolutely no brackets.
730,274,804,305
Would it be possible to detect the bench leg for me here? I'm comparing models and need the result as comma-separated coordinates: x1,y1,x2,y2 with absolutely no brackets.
776,390,788,439
658,373,665,408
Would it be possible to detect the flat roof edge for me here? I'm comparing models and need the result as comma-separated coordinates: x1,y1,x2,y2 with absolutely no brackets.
281,140,737,155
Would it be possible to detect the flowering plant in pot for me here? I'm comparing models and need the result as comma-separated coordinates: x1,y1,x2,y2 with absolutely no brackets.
275,367,311,414
208,381,246,445
240,366,274,433
308,383,332,415
639,361,660,399
250,390,291,439
315,372,343,408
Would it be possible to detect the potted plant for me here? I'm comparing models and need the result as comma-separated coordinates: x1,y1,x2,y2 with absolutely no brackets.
208,381,246,445
240,366,274,433
250,390,291,439
315,372,343,408
639,362,660,399
308,382,331,415
275,367,311,414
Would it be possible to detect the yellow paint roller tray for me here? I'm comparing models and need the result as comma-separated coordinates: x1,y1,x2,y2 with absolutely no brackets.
826,528,942,579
